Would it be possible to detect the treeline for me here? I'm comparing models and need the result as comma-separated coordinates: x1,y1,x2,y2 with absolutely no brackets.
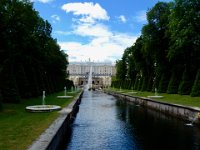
114,0,200,96
0,0,69,109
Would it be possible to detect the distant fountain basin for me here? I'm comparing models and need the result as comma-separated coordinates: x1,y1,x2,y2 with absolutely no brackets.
147,88,164,99
127,92,138,94
57,86,73,99
57,95,73,98
26,91,61,113
26,105,61,112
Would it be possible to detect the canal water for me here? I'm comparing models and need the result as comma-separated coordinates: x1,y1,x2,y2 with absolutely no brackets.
64,90,200,150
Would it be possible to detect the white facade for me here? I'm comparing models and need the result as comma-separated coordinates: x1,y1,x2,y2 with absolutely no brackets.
67,62,116,87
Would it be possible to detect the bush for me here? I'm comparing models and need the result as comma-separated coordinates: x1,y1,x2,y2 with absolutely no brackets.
65,79,74,90
130,80,134,89
137,77,143,91
146,76,153,91
0,91,2,111
178,69,193,95
111,80,121,88
134,78,139,90
1,66,21,103
158,73,169,93
167,72,181,94
191,69,200,97
141,77,147,91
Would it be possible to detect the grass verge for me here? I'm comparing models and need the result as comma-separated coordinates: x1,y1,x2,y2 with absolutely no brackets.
0,90,81,150
106,88,200,108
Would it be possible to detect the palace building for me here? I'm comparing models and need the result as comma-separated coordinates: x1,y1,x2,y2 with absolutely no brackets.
67,61,116,88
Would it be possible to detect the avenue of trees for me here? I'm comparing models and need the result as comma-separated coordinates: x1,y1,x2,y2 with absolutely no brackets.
0,0,70,110
113,0,200,97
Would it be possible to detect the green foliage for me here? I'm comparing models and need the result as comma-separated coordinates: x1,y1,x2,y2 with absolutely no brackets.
0,0,68,103
137,78,143,91
65,79,74,90
115,48,130,80
191,70,200,97
115,0,200,97
0,63,20,103
141,76,147,91
133,78,139,90
167,72,181,94
111,76,117,81
158,73,169,93
0,91,2,111
146,76,153,92
178,69,193,95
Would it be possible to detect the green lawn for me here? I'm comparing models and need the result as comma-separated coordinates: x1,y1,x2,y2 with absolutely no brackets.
107,88,200,108
0,90,81,150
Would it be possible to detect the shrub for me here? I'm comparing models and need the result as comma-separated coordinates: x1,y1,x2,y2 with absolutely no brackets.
137,77,143,91
0,92,2,111
141,77,147,91
134,78,139,90
190,69,200,97
178,69,193,95
158,73,169,93
1,66,21,103
167,72,181,94
65,79,74,90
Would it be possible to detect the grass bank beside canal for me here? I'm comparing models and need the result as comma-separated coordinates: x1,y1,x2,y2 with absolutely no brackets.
0,91,81,150
106,88,200,108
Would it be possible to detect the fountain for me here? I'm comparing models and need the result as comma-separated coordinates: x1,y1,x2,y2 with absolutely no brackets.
68,86,78,93
147,62,163,99
185,113,199,126
147,88,163,99
86,65,93,90
26,91,61,112
57,86,73,98
117,86,124,93
127,86,138,94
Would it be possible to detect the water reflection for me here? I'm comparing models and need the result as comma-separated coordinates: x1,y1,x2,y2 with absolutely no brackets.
64,91,200,150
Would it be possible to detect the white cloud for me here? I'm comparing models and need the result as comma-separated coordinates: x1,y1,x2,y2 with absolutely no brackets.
60,2,138,62
73,23,112,37
61,2,109,24
135,10,147,23
118,15,127,23
58,32,137,62
51,15,60,23
59,42,83,51
32,0,54,3
54,31,71,35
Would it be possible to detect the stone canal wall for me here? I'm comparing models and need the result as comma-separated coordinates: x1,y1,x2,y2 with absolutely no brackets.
106,91,200,125
27,91,83,150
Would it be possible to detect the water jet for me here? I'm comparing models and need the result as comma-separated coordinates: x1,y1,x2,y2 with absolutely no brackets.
57,87,73,98
26,91,61,112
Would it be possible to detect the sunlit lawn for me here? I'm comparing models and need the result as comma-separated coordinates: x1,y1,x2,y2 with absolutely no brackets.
106,88,200,108
0,90,81,150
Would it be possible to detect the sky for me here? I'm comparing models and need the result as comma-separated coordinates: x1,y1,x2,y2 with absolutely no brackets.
32,0,172,63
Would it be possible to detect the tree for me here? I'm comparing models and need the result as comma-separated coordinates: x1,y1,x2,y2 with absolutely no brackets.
178,69,193,95
191,69,200,97
0,0,68,103
143,2,171,92
0,90,2,111
168,0,200,94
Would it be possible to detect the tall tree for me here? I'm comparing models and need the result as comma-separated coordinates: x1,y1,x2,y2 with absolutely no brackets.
168,0,200,94
143,2,171,92
0,0,68,103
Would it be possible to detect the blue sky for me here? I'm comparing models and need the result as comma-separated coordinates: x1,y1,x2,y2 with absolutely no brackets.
32,0,172,63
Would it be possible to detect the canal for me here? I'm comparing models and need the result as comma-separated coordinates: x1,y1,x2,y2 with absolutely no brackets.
64,90,200,150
